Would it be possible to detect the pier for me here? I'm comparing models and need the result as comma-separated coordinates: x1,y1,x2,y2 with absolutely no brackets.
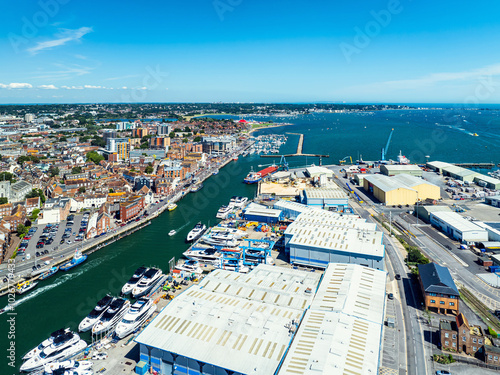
260,133,329,158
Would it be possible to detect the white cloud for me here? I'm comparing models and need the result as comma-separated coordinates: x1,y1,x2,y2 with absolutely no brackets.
0,83,33,89
84,85,103,89
38,84,58,90
28,27,93,54
105,75,141,81
364,63,500,90
121,86,128,90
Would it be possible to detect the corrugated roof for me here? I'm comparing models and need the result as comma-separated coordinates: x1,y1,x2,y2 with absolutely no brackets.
304,187,347,200
418,263,459,296
431,211,487,233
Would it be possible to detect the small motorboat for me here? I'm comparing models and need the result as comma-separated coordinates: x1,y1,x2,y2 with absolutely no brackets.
16,280,38,295
167,203,177,211
38,266,59,281
168,230,176,236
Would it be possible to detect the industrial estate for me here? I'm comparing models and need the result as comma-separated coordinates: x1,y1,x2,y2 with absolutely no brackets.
0,104,499,375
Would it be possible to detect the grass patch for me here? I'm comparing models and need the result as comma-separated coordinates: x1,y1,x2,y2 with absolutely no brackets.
433,354,455,364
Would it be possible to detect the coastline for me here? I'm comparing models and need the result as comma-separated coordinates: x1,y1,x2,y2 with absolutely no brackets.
248,122,293,135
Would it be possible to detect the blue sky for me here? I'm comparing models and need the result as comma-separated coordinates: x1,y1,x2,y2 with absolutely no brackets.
1,0,500,103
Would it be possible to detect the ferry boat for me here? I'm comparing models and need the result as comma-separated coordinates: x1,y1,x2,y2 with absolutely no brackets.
92,297,130,335
132,268,163,298
115,298,157,339
183,247,221,264
175,259,203,274
243,165,278,184
167,203,177,211
20,332,86,372
60,252,87,271
121,266,149,295
23,328,70,360
38,266,59,281
186,222,207,242
201,232,239,247
190,183,203,192
216,205,232,219
16,280,38,295
78,294,114,332
44,359,94,375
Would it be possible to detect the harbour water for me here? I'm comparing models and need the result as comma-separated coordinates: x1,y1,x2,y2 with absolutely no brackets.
2,109,500,374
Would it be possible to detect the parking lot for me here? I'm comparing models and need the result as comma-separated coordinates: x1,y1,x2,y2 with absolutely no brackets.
13,213,87,273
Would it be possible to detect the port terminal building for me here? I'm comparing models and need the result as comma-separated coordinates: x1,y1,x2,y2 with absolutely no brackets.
427,161,500,189
363,174,440,206
284,209,385,270
135,263,386,375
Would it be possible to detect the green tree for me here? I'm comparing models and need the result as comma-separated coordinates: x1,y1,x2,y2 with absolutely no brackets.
0,172,14,182
26,188,46,204
182,138,188,143
169,132,175,138
0,197,7,205
184,126,191,132
109,188,114,193
17,224,27,237
30,208,40,221
48,166,60,177
145,165,154,174
194,136,201,142
72,166,82,174
86,151,104,164
78,187,86,193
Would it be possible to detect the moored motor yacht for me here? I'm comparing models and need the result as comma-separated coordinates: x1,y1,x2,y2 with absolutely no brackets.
132,268,163,298
175,259,203,274
216,205,232,219
201,232,238,247
186,222,207,242
20,334,86,372
115,298,157,338
78,294,114,332
23,328,70,360
121,266,149,295
183,247,221,264
43,359,94,374
92,297,130,335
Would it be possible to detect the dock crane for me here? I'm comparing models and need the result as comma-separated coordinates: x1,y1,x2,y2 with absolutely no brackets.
339,156,353,165
381,128,394,162
257,155,289,171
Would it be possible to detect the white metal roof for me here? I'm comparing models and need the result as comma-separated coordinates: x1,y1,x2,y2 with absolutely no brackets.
382,164,422,172
474,175,500,185
244,202,282,218
278,310,382,375
286,221,384,258
311,263,386,324
289,209,376,231
278,263,386,375
431,211,487,233
303,187,347,200
306,166,334,177
273,200,318,213
364,173,437,193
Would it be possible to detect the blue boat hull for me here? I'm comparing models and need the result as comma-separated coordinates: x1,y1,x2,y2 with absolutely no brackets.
60,255,88,271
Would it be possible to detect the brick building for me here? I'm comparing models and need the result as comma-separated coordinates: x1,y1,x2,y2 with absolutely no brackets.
440,313,486,356
485,345,500,365
119,195,144,222
418,262,460,315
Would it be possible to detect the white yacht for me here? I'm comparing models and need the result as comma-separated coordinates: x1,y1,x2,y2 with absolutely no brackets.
23,328,70,360
92,298,130,335
218,259,249,273
78,294,114,332
231,196,249,208
201,232,239,247
175,260,203,274
115,298,157,339
183,247,221,264
186,222,207,242
121,266,149,295
216,205,232,219
20,334,86,372
211,227,246,239
132,268,163,298
44,359,94,374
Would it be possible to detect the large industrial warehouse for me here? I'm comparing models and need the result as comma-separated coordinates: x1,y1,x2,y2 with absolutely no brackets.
284,209,385,270
363,174,440,206
380,164,423,177
136,263,386,375
429,211,489,243
300,186,349,212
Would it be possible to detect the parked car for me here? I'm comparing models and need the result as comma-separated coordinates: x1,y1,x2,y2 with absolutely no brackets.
92,353,108,360
36,242,44,249
387,293,394,300
436,371,451,375
395,274,401,280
